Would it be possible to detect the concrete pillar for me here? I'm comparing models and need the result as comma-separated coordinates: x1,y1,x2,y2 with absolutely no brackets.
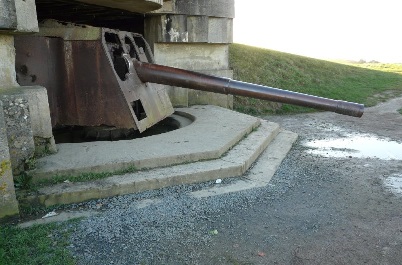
0,35,18,87
0,0,55,177
0,101,20,219
23,87,57,156
0,0,39,34
0,89,35,175
144,0,234,108
0,1,56,221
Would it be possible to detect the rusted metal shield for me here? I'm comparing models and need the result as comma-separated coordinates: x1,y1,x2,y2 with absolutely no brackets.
15,25,173,132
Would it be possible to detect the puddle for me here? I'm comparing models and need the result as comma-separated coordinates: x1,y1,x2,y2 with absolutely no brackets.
304,135,402,160
384,174,402,195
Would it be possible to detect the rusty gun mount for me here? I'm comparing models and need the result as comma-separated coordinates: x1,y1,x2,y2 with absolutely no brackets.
125,58,364,118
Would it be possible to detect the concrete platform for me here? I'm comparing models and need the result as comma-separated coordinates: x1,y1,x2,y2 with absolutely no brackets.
29,105,261,181
22,105,298,207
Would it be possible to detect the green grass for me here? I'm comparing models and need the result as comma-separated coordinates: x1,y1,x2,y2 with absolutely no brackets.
0,223,75,265
16,165,138,191
398,108,402,115
36,165,137,187
230,43,402,115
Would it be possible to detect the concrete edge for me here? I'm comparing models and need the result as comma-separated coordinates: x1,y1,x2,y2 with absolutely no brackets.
18,210,98,228
191,130,298,198
21,121,280,207
29,109,261,181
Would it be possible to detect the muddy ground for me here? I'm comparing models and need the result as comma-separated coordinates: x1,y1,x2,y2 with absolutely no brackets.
208,97,402,265
68,97,402,265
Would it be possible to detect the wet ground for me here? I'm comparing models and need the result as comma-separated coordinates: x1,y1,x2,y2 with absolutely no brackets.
66,97,402,264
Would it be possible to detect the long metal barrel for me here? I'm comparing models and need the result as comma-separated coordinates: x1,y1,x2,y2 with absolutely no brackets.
133,60,364,117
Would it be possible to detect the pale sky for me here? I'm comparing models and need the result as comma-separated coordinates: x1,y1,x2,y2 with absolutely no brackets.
233,0,402,63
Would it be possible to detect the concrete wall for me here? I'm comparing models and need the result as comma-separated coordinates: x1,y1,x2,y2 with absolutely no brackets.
23,87,57,156
0,35,18,87
0,89,35,175
0,101,19,219
145,0,234,108
0,0,38,33
153,43,233,107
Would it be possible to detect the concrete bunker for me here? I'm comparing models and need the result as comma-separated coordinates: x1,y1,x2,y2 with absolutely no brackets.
0,0,236,219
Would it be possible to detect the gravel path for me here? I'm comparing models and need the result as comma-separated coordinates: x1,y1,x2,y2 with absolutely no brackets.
65,97,402,265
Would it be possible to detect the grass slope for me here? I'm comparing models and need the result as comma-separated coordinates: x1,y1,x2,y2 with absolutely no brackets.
230,43,402,115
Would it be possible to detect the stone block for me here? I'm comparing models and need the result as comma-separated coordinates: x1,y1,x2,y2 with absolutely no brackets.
0,0,38,33
0,101,20,219
153,43,229,69
22,87,57,155
175,0,234,18
0,0,17,30
187,15,208,42
0,88,35,175
77,0,162,13
188,69,233,108
152,0,235,18
208,17,233,44
152,43,232,108
145,15,188,44
166,85,188,107
0,35,18,87
145,15,232,45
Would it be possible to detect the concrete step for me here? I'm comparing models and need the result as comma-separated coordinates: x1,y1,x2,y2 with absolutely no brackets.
191,130,298,198
29,106,261,182
22,120,297,207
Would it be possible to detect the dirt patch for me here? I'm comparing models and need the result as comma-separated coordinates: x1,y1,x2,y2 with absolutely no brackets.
196,97,402,264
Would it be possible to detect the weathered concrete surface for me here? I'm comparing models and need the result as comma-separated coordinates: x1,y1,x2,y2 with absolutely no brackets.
0,88,35,175
151,0,235,18
152,43,232,107
0,101,20,219
145,15,232,44
77,0,162,13
22,121,296,207
153,43,229,70
29,106,261,181
191,130,298,198
0,0,38,33
145,0,234,108
0,35,18,87
0,0,17,30
37,19,102,40
22,87,57,155
13,0,38,33
18,210,98,228
188,69,233,109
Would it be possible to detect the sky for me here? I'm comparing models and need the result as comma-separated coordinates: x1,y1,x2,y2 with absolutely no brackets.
233,0,402,63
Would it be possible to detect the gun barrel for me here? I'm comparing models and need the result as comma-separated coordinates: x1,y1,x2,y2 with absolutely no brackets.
133,60,364,117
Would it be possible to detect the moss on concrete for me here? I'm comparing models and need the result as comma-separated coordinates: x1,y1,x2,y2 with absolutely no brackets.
0,160,11,177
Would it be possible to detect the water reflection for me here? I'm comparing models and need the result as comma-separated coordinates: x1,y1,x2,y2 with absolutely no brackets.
304,135,402,160
384,174,402,195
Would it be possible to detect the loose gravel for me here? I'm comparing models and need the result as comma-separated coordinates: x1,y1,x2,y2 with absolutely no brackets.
60,97,402,265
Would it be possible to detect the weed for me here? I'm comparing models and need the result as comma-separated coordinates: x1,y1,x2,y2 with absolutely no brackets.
34,165,138,188
14,172,33,190
24,156,37,171
398,108,402,115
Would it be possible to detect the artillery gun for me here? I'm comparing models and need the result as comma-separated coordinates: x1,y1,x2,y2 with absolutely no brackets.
15,24,363,138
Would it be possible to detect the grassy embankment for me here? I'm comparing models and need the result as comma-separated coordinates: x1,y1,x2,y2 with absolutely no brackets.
230,43,402,115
